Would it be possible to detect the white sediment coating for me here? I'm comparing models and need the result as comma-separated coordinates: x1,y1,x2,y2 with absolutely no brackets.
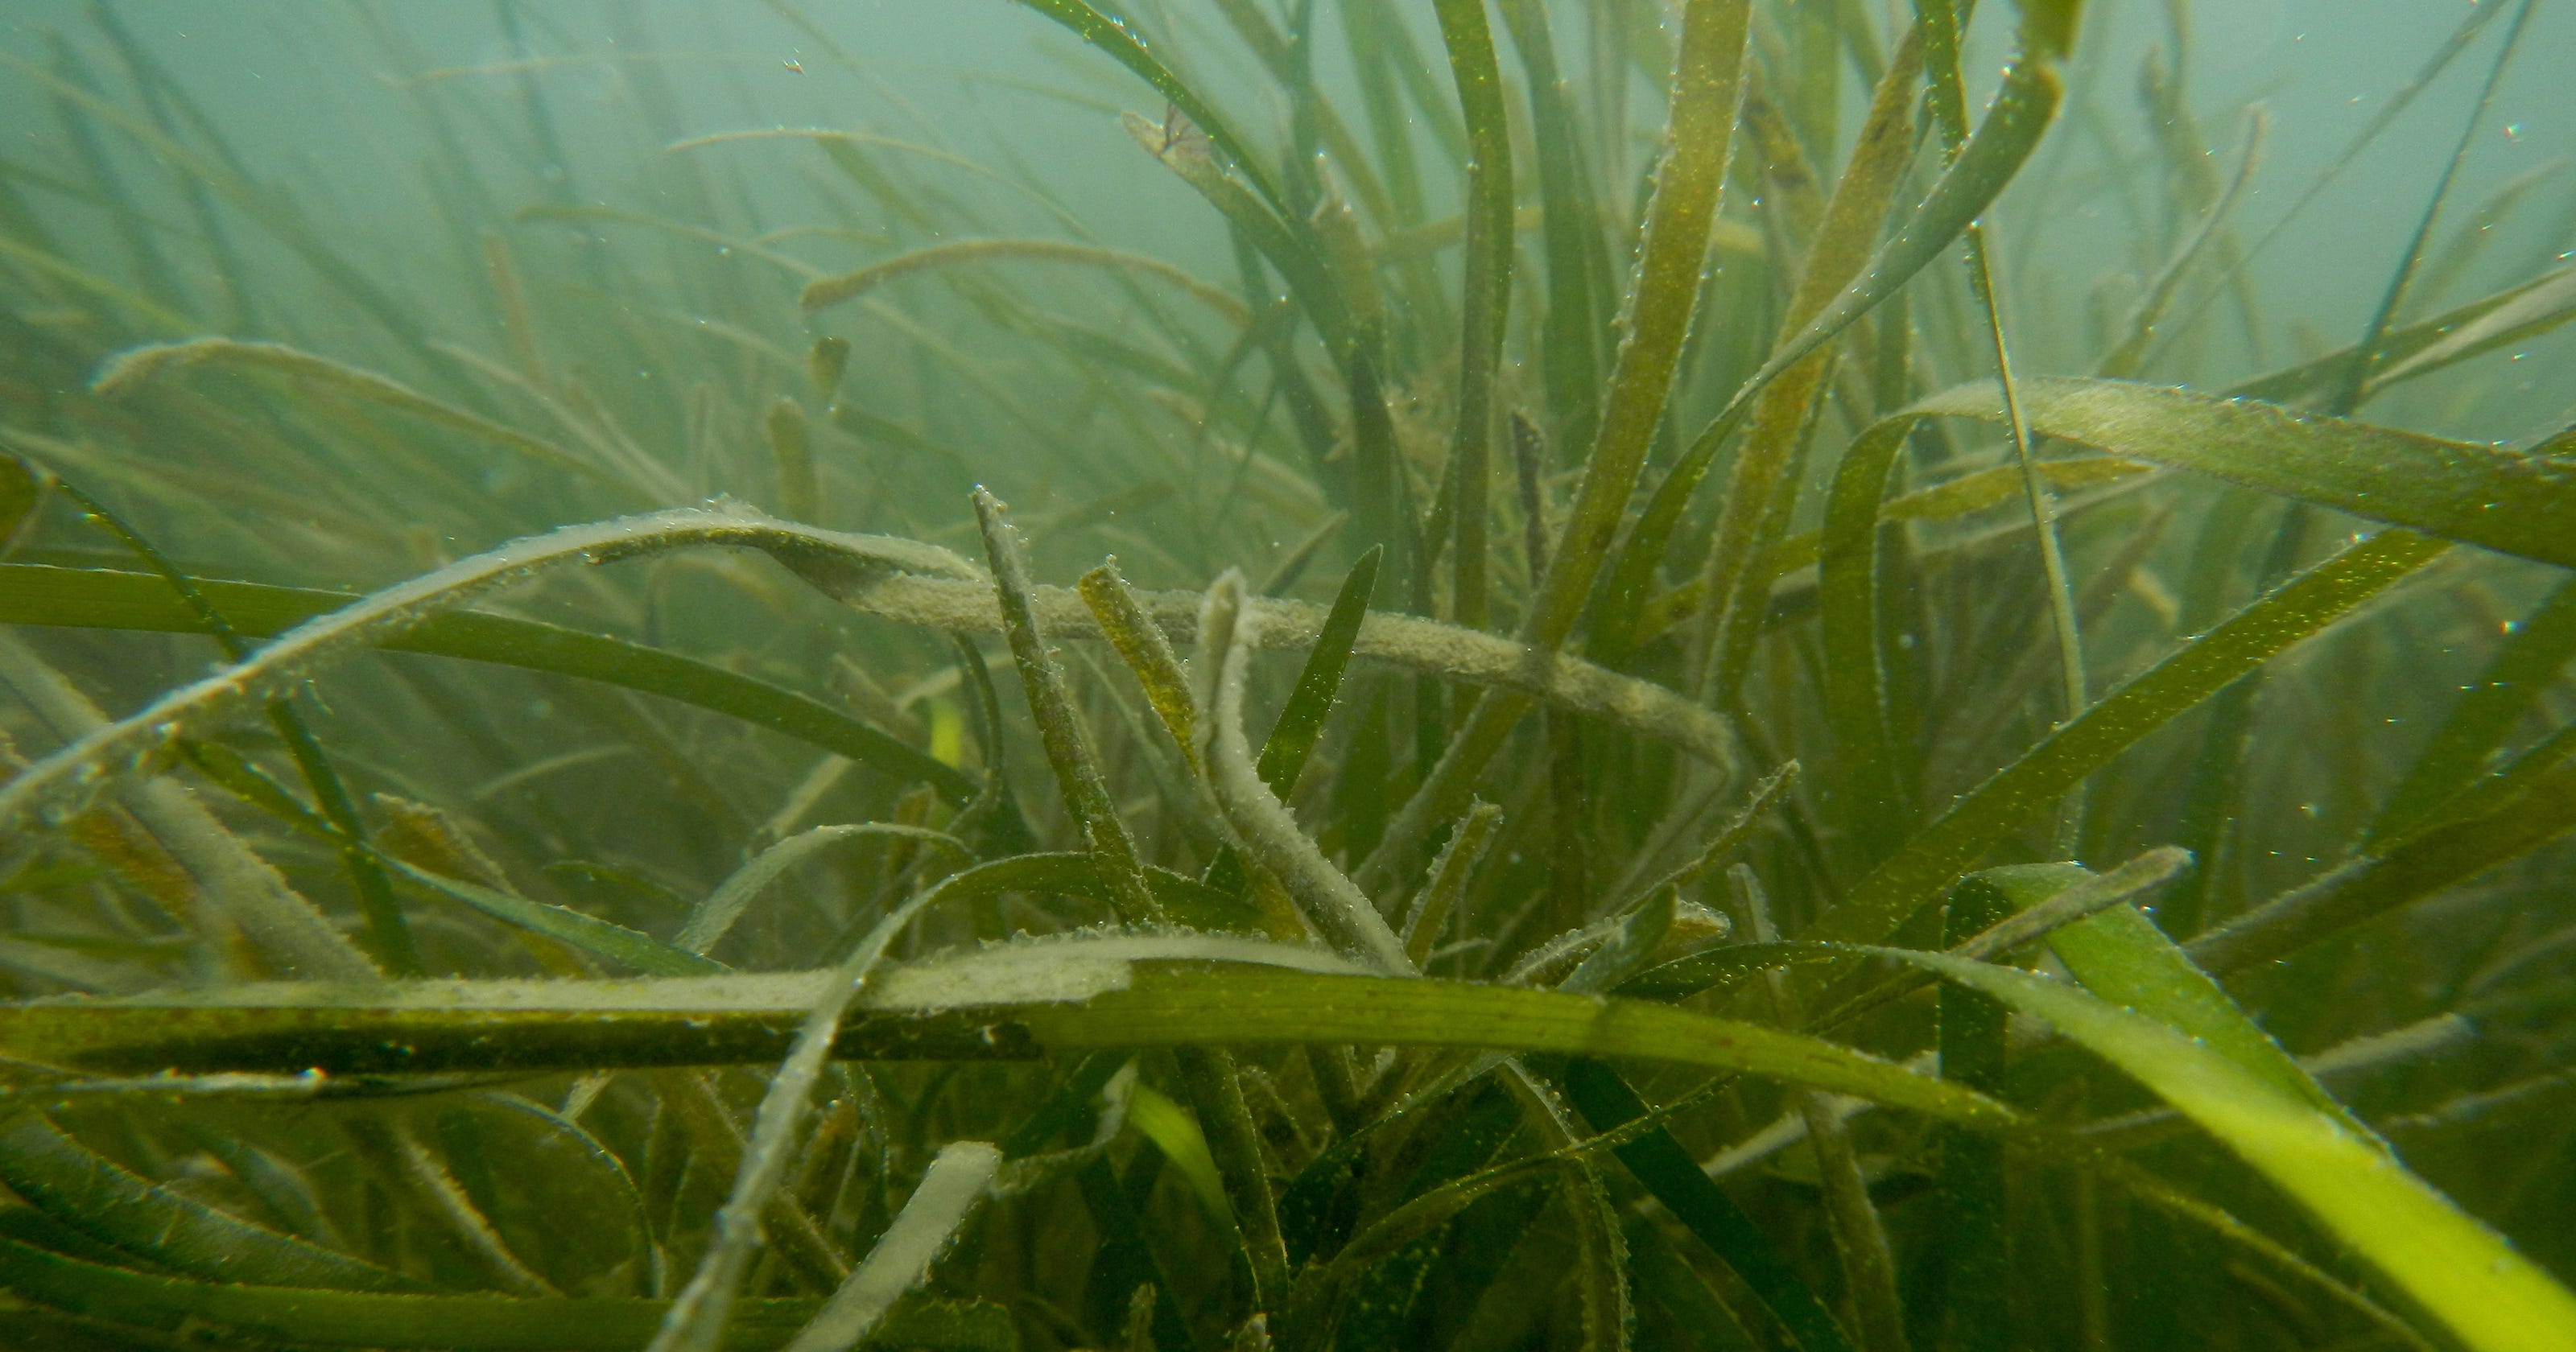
69,930,1372,1015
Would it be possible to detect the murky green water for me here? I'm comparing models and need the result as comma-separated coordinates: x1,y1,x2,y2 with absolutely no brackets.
0,3,2572,1349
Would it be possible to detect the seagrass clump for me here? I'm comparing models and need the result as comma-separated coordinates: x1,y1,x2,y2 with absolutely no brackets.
0,2,2572,1350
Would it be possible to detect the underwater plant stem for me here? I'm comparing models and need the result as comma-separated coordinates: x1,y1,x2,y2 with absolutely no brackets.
1918,3,2088,852
1967,225,2089,853
1509,412,1550,585
1496,0,1607,446
2136,0,2516,377
1934,872,2010,1352
84,5,252,331
1809,521,2449,950
1011,0,1289,216
945,636,1034,854
481,230,548,391
264,708,422,977
972,489,1164,926
0,46,470,381
1342,347,1406,583
18,6,2576,1348
2095,110,2267,381
1806,1098,1908,1351
2185,742,2576,978
1608,760,1801,917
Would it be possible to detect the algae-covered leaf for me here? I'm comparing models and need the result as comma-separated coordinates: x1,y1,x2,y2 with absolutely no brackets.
1195,572,1415,973
1517,0,1749,657
1609,940,1835,1004
1814,377,2522,833
6,6,2574,1348
0,1115,424,1294
1402,799,1501,967
1606,25,1926,679
1601,27,2099,687
0,453,38,546
648,820,998,1352
390,857,722,978
974,488,1162,926
0,1235,1015,1350
1729,40,2064,420
1933,853,2009,1352
1620,848,2187,1009
912,851,1257,933
780,1141,1003,1352
1905,377,2576,569
0,958,2013,1129
1495,0,1607,443
0,509,984,832
1079,559,1200,776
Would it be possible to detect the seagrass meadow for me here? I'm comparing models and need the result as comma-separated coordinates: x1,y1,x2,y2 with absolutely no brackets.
0,0,2574,1348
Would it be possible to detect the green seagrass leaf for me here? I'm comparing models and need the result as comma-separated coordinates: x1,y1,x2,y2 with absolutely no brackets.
1888,950,2576,1352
